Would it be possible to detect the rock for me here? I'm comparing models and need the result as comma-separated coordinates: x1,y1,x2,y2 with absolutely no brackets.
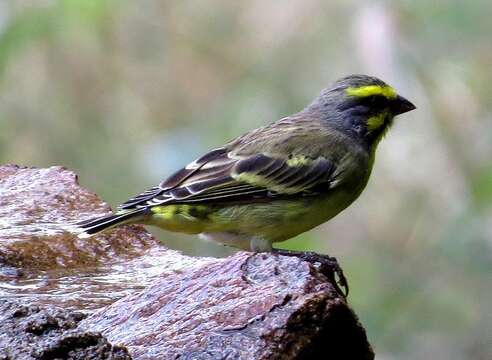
0,301,131,360
0,164,374,359
79,252,374,359
0,165,157,269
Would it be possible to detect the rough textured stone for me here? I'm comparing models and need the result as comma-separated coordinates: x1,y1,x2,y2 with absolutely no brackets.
0,164,374,359
0,301,131,360
0,165,157,269
80,252,374,359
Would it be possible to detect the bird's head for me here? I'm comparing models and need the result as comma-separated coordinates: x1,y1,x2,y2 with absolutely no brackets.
309,74,416,149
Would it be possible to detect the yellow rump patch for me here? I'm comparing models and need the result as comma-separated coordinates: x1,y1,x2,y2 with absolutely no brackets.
346,85,397,99
151,205,177,219
151,204,208,220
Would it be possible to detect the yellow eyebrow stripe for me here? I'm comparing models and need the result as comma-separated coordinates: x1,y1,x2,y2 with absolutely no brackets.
346,85,397,99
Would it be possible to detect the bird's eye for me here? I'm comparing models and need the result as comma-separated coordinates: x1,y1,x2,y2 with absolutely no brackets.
367,95,387,108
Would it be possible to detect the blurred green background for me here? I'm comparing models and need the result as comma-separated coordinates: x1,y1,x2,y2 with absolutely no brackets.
1,0,491,358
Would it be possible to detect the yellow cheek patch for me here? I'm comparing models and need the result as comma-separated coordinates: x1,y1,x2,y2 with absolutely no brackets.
346,85,397,99
366,114,386,131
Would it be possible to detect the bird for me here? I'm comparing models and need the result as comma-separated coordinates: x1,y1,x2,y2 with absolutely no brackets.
76,74,415,255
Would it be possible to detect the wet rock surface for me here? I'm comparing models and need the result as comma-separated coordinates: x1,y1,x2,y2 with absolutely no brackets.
0,164,374,359
81,252,374,359
0,301,131,360
0,165,157,269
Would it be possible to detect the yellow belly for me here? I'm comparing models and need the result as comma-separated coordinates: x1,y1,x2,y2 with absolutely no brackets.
147,183,364,244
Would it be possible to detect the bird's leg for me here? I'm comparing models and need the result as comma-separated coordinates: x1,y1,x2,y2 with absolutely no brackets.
272,249,349,298
250,237,273,252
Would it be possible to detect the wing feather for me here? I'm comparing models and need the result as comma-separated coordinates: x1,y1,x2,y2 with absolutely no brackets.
118,147,228,210
119,150,337,210
118,113,344,210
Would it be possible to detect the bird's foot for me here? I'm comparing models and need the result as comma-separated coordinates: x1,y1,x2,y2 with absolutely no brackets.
272,249,349,298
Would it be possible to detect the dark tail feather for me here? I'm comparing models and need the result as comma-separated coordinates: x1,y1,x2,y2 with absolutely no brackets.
76,208,147,238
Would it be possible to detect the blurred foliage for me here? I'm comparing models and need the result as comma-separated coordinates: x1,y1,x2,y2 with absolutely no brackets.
1,1,491,359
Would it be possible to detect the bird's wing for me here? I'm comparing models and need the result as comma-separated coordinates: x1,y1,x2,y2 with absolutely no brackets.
118,147,229,209
119,147,338,209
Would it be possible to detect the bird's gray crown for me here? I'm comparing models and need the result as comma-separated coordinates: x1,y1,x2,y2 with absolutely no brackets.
332,74,388,89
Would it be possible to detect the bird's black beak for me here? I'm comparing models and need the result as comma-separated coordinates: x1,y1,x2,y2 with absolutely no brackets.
392,95,416,115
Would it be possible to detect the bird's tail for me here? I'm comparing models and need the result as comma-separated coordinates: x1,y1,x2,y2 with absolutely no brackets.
75,208,148,238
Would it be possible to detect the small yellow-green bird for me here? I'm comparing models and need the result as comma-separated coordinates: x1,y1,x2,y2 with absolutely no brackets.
77,74,415,255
